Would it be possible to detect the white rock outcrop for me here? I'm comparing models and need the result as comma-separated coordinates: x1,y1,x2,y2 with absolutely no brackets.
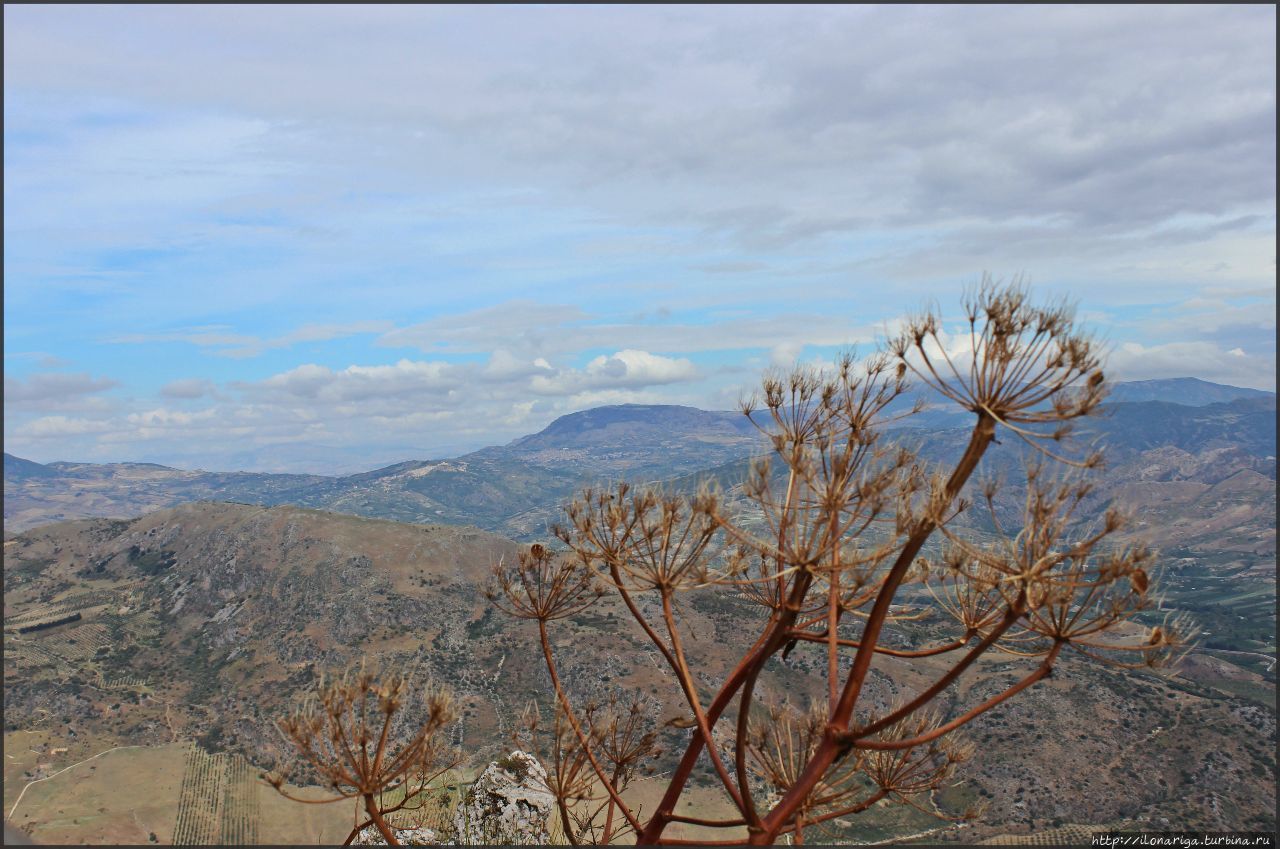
452,750,554,845
351,824,438,845
347,751,554,845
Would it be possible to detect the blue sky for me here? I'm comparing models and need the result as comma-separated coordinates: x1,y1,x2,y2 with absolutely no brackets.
4,5,1275,473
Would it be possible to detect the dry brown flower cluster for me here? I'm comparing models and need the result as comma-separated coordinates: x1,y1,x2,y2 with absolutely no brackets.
266,660,459,845
489,280,1194,845
514,694,661,844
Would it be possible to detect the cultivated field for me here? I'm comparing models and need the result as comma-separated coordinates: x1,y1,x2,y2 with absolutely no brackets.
3,737,359,845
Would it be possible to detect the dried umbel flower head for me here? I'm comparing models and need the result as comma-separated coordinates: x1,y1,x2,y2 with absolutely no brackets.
557,483,729,594
934,464,1195,666
1067,609,1198,671
747,699,868,818
891,275,1106,467
861,708,974,795
922,554,1012,637
486,542,606,622
732,352,915,572
268,659,460,846
517,692,661,846
588,693,661,775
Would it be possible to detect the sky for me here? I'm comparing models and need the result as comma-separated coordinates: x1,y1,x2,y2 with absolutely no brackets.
4,5,1276,474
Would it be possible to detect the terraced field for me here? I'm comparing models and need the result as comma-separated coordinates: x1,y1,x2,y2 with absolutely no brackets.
978,823,1110,844
1157,555,1277,683
36,622,112,662
171,743,260,845
3,590,121,632
3,586,155,694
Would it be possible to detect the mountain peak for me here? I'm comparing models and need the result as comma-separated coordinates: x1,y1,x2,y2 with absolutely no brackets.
3,453,59,481
509,404,756,451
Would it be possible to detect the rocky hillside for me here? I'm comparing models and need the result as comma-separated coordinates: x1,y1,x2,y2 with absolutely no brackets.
3,505,528,763
3,496,1275,842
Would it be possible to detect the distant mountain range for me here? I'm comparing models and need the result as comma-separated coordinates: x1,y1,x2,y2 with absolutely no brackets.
3,401,762,535
1104,376,1274,406
4,377,1274,541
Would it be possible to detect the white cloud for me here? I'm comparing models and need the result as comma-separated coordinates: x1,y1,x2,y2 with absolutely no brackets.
769,342,804,366
380,302,594,357
160,378,216,399
379,300,876,360
531,350,698,395
13,415,115,439
248,359,462,403
127,408,217,428
111,321,395,358
481,349,555,381
10,6,1267,307
587,350,696,384
3,352,75,369
220,321,396,359
4,372,118,407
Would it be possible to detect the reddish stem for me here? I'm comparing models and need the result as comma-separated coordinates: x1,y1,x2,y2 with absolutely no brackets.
753,414,996,843
364,794,399,845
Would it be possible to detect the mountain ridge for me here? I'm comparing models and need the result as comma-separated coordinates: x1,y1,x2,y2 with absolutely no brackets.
4,379,1275,538
1105,376,1274,406
9,377,1273,474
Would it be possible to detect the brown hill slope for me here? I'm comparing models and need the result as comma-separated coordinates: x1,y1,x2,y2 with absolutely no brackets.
3,502,1275,843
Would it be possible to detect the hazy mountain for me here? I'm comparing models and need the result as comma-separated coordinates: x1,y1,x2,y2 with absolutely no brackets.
1105,377,1273,407
1088,396,1276,458
505,403,756,454
3,453,60,482
2,403,763,536
1,456,331,533
4,381,1274,542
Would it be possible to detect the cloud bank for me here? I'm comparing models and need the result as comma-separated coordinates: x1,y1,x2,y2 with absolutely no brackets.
3,6,1273,470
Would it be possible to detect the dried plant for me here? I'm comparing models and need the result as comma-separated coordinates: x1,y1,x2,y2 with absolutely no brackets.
515,694,660,845
265,659,460,845
491,279,1195,844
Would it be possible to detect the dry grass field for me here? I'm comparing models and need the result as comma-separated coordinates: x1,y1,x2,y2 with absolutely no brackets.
2,738,361,845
